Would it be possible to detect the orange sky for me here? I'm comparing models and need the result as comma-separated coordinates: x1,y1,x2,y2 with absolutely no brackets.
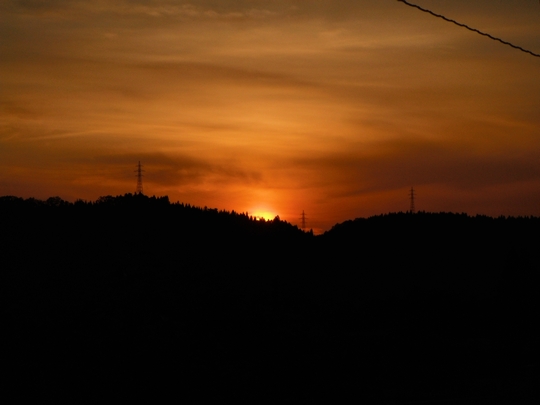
1,1,539,232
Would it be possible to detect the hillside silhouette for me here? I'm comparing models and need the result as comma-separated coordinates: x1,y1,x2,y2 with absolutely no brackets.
1,194,538,402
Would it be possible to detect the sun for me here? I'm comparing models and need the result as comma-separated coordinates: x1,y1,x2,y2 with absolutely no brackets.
250,208,276,221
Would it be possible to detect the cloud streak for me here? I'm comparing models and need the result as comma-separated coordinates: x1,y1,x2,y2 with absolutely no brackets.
92,152,263,188
1,0,282,20
293,138,540,196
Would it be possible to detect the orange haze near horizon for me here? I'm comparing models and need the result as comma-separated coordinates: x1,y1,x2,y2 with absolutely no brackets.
1,1,540,233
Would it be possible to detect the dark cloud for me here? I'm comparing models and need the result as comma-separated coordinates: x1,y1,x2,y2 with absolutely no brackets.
292,137,540,198
0,101,42,120
0,0,85,17
92,152,263,187
132,61,318,92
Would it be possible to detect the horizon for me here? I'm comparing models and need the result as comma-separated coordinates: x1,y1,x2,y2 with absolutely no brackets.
3,191,539,236
2,1,539,233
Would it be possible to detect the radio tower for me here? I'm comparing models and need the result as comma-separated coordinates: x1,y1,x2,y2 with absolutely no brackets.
135,161,144,194
300,210,307,231
409,186,416,214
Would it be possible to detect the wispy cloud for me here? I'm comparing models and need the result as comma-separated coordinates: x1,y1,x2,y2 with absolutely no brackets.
1,0,281,20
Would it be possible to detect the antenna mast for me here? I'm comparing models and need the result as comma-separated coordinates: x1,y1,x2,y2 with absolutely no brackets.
135,161,144,194
409,187,415,214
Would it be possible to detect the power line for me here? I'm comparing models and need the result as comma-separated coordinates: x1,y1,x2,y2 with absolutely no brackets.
397,0,540,58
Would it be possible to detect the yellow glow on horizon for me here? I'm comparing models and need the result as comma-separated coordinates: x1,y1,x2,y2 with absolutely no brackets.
250,209,276,221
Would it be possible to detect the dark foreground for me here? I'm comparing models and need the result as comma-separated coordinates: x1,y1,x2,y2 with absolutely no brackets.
1,194,539,402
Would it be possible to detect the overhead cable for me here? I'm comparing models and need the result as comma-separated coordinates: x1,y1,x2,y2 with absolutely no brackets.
397,0,540,58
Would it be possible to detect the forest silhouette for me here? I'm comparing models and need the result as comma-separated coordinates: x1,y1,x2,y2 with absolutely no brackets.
1,193,538,402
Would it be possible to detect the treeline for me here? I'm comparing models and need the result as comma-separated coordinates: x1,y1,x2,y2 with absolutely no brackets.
322,212,540,299
0,193,307,232
0,193,310,245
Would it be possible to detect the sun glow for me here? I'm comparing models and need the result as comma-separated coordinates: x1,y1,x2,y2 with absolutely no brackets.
250,209,276,221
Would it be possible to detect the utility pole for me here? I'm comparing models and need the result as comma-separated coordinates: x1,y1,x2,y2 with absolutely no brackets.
409,187,415,214
135,161,144,194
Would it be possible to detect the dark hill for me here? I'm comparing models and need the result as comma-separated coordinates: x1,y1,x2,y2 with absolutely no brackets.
321,211,539,298
1,196,538,402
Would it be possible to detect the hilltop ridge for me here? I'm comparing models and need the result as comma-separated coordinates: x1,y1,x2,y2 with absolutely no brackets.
1,193,539,402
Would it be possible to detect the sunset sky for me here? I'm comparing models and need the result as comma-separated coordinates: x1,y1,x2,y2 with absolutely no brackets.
1,0,539,232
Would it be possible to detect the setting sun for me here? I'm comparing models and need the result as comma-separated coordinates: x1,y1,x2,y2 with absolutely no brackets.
250,209,276,222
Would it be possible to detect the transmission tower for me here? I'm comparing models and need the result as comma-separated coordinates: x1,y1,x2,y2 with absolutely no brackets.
409,186,416,214
135,161,144,194
300,210,307,230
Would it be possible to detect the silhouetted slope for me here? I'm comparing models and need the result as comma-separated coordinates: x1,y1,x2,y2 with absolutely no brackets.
321,211,539,299
316,211,539,402
1,197,538,402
